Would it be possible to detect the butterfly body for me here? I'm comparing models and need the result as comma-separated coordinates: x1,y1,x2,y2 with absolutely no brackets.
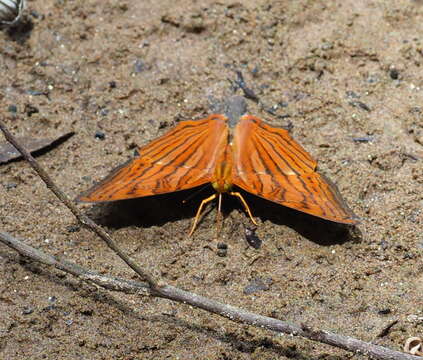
78,96,358,234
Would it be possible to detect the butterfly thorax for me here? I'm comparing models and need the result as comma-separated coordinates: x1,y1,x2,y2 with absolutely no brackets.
212,160,233,193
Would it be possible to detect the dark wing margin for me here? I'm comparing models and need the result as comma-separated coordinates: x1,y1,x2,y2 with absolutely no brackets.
77,115,228,202
232,115,359,224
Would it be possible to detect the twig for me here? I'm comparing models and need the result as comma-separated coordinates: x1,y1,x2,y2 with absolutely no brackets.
0,118,159,290
0,231,419,360
0,230,149,295
0,118,419,360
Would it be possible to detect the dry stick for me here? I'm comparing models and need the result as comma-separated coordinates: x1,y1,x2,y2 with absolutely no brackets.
0,119,159,290
0,231,144,293
0,231,149,295
0,231,418,360
0,119,417,360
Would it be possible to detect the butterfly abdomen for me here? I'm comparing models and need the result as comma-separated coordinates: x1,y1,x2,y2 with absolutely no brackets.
211,139,233,194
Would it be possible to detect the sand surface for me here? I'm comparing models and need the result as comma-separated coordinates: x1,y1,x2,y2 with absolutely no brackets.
1,0,422,359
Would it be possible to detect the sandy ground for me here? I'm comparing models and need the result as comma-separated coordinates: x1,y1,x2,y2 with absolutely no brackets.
1,0,422,359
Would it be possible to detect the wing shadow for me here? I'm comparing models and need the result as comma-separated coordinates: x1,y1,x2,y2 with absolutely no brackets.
81,186,360,246
225,188,361,246
82,185,216,230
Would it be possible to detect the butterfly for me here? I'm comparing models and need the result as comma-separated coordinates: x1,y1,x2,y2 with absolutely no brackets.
77,96,359,235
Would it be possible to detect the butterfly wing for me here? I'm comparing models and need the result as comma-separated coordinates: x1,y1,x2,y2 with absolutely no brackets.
232,115,359,224
77,115,228,202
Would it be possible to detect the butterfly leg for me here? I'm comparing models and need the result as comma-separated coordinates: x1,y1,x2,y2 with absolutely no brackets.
229,191,258,226
188,193,217,236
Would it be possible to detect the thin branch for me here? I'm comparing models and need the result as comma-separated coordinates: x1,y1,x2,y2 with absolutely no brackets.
0,118,159,289
0,230,419,360
0,230,149,295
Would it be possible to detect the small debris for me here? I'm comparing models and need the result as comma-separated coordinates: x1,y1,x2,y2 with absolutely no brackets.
22,306,33,315
216,242,227,250
24,104,39,116
26,89,49,98
99,108,109,116
349,101,371,112
29,9,40,19
94,130,105,140
243,278,272,295
377,319,398,338
216,248,227,257
0,132,74,164
158,121,169,129
7,104,17,113
133,58,145,73
66,225,80,233
244,226,262,249
352,136,374,143
404,337,423,356
346,90,360,99
389,68,400,80
251,66,260,77
367,75,379,84
233,70,259,103
4,182,17,190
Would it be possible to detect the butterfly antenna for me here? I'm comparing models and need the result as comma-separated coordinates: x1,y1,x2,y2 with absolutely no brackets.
182,185,210,204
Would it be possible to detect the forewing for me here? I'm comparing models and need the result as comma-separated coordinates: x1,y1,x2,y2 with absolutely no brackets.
232,115,358,224
78,115,228,202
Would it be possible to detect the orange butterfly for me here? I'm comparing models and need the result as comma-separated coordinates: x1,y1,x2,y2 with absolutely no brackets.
77,96,359,235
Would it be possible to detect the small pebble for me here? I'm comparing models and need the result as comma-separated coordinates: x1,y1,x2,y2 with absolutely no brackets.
321,41,334,50
244,227,262,249
30,10,41,19
346,90,360,99
66,225,80,233
94,131,105,140
7,104,17,113
159,121,168,129
367,75,379,84
380,240,389,250
389,69,399,80
216,249,227,257
22,307,34,315
243,278,272,295
99,108,109,116
352,136,374,143
134,59,145,73
251,66,260,77
5,182,17,190
25,104,39,116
